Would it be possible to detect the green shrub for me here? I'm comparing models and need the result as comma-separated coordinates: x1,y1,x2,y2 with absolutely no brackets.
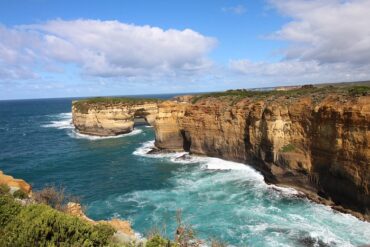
73,97,162,113
13,189,28,199
0,183,10,194
0,194,21,229
146,235,172,247
348,85,370,95
0,196,115,247
281,144,296,153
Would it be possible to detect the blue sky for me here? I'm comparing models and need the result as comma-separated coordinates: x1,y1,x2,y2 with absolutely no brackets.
0,0,369,99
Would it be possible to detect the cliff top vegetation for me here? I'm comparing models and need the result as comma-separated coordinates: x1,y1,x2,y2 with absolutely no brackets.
191,84,370,104
73,97,162,113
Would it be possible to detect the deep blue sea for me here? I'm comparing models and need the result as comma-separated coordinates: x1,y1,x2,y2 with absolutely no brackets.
0,97,369,247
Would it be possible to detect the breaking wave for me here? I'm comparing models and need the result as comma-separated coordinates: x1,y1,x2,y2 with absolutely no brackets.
68,129,143,140
41,112,73,129
125,140,370,246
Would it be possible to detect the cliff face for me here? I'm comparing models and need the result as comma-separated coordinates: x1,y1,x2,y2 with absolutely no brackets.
154,92,370,218
72,101,158,136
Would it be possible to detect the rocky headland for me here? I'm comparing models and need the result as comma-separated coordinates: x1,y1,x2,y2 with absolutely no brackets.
72,97,161,136
72,85,370,220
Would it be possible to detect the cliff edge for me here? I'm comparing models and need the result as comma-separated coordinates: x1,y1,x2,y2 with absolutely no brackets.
154,85,370,220
71,85,370,220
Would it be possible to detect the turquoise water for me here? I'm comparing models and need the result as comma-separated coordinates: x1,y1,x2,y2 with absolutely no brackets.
0,98,369,246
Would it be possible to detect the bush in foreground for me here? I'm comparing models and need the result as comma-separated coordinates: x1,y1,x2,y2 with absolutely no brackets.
0,194,115,247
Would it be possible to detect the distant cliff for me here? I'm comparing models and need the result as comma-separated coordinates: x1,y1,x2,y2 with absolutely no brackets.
154,86,370,220
72,86,370,220
72,98,160,136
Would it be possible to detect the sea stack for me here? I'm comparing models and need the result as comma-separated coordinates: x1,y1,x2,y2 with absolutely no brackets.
72,98,160,136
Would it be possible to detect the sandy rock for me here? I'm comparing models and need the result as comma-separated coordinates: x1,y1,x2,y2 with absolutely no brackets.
72,101,159,136
153,93,370,220
0,170,32,194
66,202,135,237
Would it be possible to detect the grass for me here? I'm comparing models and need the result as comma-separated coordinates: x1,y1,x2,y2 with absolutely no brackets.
73,97,163,113
191,85,370,104
72,84,370,110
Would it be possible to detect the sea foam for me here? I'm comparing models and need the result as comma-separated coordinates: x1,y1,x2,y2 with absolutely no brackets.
42,112,73,129
69,129,143,140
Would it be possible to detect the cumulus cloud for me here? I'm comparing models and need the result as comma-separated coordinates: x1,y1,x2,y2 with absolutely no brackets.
231,0,370,84
222,5,246,15
0,19,216,80
230,59,370,83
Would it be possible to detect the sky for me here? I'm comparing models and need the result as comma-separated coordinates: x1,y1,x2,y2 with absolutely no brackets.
1,0,370,99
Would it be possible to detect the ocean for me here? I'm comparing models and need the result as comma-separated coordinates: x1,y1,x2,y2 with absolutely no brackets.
0,97,369,246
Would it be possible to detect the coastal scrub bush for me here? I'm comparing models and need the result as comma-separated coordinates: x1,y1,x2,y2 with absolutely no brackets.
13,189,28,199
0,200,115,247
33,186,80,212
73,97,162,113
0,183,10,194
348,85,370,95
146,235,173,247
0,194,21,229
281,144,296,153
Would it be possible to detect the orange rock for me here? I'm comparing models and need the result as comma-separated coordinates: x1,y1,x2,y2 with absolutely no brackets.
66,202,135,236
0,170,32,194
153,92,370,220
102,219,135,237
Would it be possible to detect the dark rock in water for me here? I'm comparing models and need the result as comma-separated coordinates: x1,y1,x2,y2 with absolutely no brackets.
174,154,192,161
147,148,177,155
296,235,333,247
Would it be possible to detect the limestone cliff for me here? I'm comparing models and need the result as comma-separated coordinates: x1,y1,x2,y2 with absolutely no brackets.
72,98,160,136
153,86,370,219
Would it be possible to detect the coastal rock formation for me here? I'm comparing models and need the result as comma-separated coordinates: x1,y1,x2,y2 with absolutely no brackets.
66,202,135,237
71,86,370,220
72,99,159,136
153,89,370,219
0,170,32,194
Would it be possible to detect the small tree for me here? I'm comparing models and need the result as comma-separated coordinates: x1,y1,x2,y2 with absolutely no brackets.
33,186,80,212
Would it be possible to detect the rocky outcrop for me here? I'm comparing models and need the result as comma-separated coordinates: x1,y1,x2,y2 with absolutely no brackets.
153,89,370,220
67,202,135,237
0,170,32,194
72,100,159,136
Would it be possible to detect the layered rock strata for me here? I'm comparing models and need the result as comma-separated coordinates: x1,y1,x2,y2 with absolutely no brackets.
71,87,370,220
72,100,159,136
154,90,370,220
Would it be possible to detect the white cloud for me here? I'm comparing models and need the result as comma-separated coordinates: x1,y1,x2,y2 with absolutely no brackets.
230,0,370,84
230,59,370,84
222,5,246,15
0,19,216,80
